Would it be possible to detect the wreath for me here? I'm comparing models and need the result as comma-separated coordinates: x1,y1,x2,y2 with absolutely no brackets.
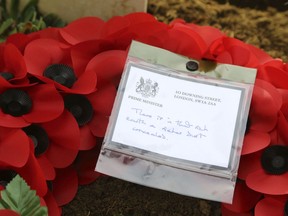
0,12,287,216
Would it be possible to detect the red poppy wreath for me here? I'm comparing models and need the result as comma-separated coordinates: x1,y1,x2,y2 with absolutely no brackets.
0,12,288,216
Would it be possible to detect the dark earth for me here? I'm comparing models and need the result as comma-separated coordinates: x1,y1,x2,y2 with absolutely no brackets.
62,0,288,215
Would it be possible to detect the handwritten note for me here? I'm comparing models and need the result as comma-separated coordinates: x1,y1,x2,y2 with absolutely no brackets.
111,65,243,168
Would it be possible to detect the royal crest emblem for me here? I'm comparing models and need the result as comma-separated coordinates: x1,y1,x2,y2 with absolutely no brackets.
136,77,159,98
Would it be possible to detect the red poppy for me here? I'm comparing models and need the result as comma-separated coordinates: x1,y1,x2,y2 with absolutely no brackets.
0,84,64,128
14,140,48,197
0,127,30,167
0,210,20,216
1,111,79,197
239,144,288,195
0,43,29,87
84,49,127,88
238,150,262,180
21,110,80,181
257,59,288,89
5,27,62,55
39,110,80,168
73,142,103,185
241,79,281,155
60,17,105,45
43,191,62,216
24,38,97,94
169,19,225,51
5,33,36,54
69,39,116,80
163,21,208,60
99,12,168,50
278,89,288,123
50,167,78,206
222,180,262,213
64,83,117,150
221,205,253,216
208,37,272,68
255,195,288,216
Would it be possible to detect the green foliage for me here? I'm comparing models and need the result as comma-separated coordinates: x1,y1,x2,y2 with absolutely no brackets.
0,0,66,42
0,175,48,216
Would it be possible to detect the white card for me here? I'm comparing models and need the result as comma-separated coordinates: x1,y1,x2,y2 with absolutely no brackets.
110,64,243,168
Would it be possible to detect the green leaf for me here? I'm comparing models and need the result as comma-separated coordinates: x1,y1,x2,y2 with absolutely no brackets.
0,18,14,34
9,0,20,20
0,0,8,20
43,13,66,27
0,175,48,216
21,5,37,22
21,0,39,15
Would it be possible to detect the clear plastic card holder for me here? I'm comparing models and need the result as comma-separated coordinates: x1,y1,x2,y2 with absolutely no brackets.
96,41,256,203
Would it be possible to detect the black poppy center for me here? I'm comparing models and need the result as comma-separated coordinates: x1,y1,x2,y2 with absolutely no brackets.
47,180,53,191
285,200,288,216
261,145,288,175
0,170,17,187
0,89,32,117
64,94,93,126
43,64,77,88
0,72,14,80
23,124,50,156
70,105,83,118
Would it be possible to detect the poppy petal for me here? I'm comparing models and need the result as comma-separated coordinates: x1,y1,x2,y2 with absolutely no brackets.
74,144,102,185
30,27,62,41
276,112,288,144
60,17,104,44
183,23,225,47
238,151,262,180
79,125,96,150
85,50,127,88
100,16,130,38
24,39,67,77
5,33,35,54
89,113,109,137
124,12,158,24
44,192,62,216
254,79,282,111
221,205,253,216
249,80,281,132
71,39,114,75
241,130,270,155
23,84,64,123
216,51,233,64
247,44,273,65
87,84,116,115
52,167,78,206
44,111,80,168
15,142,47,197
222,180,262,212
37,155,55,180
164,27,206,59
3,44,27,80
246,169,288,195
0,127,30,167
65,68,97,94
0,210,20,216
0,109,30,128
255,197,286,216
259,65,288,89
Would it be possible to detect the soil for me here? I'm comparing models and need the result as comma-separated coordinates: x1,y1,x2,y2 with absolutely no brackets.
62,1,288,215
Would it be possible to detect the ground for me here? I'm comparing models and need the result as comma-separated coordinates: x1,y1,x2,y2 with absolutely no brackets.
62,0,288,215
